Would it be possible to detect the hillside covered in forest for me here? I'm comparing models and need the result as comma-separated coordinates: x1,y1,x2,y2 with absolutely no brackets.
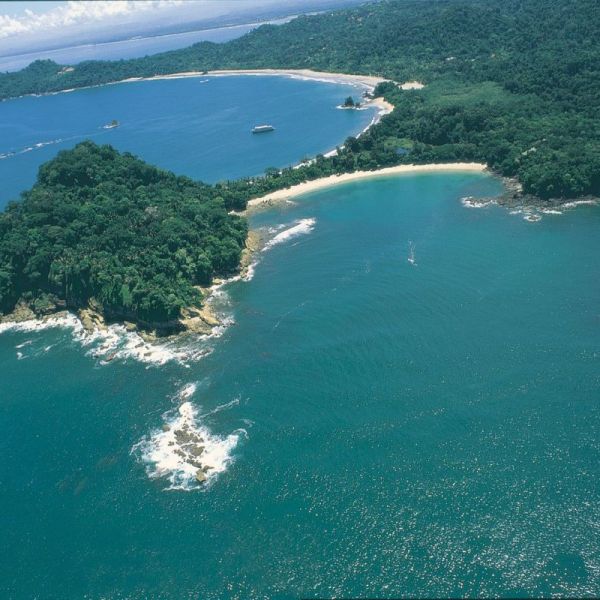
0,142,247,331
1,0,599,199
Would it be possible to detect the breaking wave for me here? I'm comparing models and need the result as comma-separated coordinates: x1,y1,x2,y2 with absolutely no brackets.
461,196,497,209
472,197,597,223
131,384,246,491
263,218,316,250
561,199,597,209
0,310,229,367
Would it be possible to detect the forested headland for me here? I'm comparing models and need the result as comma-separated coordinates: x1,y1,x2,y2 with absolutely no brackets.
1,0,599,200
1,0,599,330
0,143,247,332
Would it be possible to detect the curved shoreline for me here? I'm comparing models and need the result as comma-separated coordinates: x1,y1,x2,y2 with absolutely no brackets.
14,67,395,181
120,68,389,92
102,69,394,127
9,68,390,103
244,163,488,212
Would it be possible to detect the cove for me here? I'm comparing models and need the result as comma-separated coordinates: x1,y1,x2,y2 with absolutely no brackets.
0,74,377,208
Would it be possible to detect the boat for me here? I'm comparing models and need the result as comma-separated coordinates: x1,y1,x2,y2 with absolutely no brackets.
407,241,417,265
102,120,119,130
252,124,275,134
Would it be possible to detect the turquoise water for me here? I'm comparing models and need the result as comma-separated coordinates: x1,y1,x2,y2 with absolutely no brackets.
1,80,600,598
0,75,375,207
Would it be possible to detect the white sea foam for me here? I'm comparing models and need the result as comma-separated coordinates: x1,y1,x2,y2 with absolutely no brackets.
17,139,63,155
77,323,192,366
0,313,82,335
461,196,496,209
523,213,542,222
179,382,198,400
263,218,316,250
0,312,215,367
237,219,316,278
506,199,596,222
561,199,597,209
132,385,245,490
243,260,258,281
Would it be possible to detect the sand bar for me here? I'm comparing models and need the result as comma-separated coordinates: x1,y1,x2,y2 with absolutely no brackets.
245,163,487,211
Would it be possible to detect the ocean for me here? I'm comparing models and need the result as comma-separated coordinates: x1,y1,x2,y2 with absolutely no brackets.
1,77,599,598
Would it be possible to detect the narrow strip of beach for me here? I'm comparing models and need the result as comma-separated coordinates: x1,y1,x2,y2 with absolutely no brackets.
134,69,394,120
244,163,487,212
140,68,389,91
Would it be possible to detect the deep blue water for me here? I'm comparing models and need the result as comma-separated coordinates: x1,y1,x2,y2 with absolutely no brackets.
0,78,599,598
0,74,375,207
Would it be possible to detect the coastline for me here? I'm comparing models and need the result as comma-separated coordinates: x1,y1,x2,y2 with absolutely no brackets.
0,228,263,354
244,163,488,212
6,68,390,103
138,68,389,92
11,67,396,181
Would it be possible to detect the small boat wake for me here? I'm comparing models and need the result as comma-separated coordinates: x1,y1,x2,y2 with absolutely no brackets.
407,241,417,266
0,134,93,160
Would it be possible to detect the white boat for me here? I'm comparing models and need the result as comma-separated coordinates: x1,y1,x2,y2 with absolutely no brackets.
252,124,275,134
407,241,417,265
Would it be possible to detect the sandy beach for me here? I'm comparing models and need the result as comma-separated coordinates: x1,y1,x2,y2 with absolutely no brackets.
368,96,394,113
9,67,392,103
245,163,487,211
141,68,389,91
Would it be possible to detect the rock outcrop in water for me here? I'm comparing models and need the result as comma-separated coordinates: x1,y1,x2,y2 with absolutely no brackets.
180,304,221,336
0,301,36,324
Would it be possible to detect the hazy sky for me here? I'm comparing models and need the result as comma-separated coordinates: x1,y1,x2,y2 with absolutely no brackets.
0,1,268,40
0,0,357,55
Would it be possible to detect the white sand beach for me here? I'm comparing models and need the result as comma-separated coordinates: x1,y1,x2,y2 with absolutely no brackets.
142,68,390,91
245,163,487,211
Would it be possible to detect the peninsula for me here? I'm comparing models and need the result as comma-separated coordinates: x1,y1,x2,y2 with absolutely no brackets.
0,142,247,334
